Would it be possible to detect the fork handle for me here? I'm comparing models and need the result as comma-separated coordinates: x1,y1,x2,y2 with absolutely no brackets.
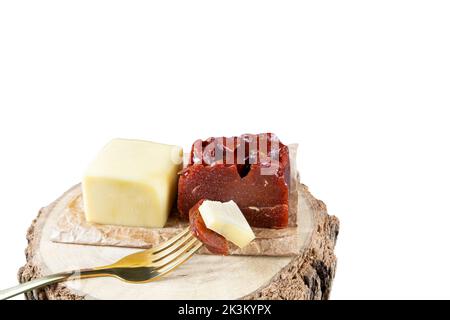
0,271,74,300
0,268,107,300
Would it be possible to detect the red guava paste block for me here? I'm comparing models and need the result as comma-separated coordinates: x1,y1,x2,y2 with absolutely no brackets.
189,199,229,255
178,133,290,229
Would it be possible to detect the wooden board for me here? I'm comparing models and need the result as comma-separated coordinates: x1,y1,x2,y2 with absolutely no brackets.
18,183,339,300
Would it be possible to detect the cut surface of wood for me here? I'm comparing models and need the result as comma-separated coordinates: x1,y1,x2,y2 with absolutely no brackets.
18,183,339,300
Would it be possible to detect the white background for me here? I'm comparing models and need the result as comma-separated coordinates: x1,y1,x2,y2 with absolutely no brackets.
1,1,449,300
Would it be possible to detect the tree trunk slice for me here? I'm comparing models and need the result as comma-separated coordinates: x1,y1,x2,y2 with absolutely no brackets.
17,184,339,300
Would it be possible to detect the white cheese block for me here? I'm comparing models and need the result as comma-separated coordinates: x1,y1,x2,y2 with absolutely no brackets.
198,200,256,248
82,139,183,228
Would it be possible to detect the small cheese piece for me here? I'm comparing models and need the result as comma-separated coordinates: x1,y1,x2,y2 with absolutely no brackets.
82,139,183,228
198,200,255,248
189,199,229,255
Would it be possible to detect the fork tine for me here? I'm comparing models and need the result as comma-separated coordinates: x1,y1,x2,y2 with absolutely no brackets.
109,227,193,268
152,241,203,279
151,233,196,261
151,236,199,267
148,227,191,254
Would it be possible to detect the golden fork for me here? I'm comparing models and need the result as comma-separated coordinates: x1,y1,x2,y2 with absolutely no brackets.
0,227,202,300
